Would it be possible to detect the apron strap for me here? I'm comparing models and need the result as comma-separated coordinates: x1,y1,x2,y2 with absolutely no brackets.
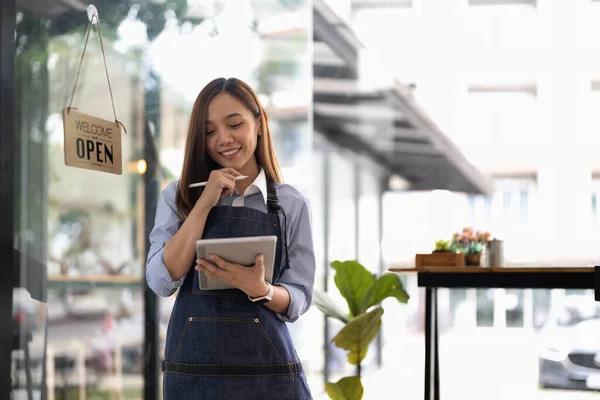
265,179,280,215
266,179,290,280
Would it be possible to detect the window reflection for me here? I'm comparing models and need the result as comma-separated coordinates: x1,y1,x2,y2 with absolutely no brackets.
358,165,381,273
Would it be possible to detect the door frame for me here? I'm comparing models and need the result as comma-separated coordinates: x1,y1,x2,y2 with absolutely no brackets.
0,0,16,397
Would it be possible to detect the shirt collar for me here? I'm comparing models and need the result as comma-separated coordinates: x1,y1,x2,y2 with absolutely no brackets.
240,168,267,204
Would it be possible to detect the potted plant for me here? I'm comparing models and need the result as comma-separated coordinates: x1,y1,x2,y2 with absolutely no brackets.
433,239,452,252
450,227,491,266
313,260,410,400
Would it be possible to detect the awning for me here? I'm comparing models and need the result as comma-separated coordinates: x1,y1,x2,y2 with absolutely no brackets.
313,0,492,195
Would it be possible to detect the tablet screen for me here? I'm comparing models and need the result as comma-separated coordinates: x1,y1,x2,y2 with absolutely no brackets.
195,235,277,291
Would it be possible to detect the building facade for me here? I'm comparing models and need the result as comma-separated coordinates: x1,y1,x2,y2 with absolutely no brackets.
344,0,600,332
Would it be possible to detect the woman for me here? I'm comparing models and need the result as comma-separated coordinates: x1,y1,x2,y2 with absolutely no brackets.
146,77,315,399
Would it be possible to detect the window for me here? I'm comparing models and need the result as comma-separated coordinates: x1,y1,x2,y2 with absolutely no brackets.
325,150,358,380
327,151,357,265
519,189,529,224
464,177,536,267
272,118,311,168
292,136,327,394
358,163,382,272
469,0,536,6
497,185,530,227
467,193,493,227
351,0,413,9
590,179,600,229
467,178,534,229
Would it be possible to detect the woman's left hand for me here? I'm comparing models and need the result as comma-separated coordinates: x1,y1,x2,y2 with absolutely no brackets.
195,254,269,298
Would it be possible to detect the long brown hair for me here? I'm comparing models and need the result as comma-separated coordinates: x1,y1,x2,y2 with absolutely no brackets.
175,77,283,219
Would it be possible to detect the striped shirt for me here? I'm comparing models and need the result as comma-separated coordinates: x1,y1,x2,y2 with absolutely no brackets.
145,169,316,323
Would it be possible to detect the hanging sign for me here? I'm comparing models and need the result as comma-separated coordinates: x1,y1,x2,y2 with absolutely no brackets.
63,7,126,175
63,109,122,174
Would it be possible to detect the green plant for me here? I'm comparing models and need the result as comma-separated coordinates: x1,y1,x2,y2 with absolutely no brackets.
433,239,451,252
313,260,410,400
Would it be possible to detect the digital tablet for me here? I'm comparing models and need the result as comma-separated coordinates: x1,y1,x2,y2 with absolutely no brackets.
195,235,277,291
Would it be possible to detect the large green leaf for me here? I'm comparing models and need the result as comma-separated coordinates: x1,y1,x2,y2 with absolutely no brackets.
312,290,350,323
362,273,410,311
325,376,364,400
332,307,384,365
331,260,375,318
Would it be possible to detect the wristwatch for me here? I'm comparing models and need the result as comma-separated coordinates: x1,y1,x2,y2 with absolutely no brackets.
248,283,274,304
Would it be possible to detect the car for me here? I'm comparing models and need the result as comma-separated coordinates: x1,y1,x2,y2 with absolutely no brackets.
538,295,600,391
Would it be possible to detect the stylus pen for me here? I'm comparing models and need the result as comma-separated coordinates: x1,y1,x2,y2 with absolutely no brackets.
189,175,248,188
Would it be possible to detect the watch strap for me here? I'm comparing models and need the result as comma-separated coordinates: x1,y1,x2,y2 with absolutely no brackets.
248,283,273,303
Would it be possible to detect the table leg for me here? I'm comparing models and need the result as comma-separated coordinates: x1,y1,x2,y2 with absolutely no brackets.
424,287,440,400
434,289,440,400
595,266,599,301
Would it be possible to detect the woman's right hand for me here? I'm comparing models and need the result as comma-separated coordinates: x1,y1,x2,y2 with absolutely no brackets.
195,168,243,211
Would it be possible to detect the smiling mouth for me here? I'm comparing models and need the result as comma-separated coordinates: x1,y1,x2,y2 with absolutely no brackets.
220,148,240,156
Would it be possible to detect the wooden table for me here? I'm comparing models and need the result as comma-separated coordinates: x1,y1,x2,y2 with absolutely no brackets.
389,266,600,400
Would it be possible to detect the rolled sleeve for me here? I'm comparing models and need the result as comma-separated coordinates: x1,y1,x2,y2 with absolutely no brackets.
146,181,186,297
275,199,316,323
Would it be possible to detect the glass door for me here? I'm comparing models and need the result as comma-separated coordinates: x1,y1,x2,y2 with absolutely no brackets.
8,1,153,398
4,0,313,399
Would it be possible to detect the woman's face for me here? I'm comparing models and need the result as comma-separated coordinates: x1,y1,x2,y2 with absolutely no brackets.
205,92,260,175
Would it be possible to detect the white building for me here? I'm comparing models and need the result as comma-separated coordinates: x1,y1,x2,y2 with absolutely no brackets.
342,0,600,264
331,0,600,331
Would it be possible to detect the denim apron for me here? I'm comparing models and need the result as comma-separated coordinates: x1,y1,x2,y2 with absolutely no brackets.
162,180,312,399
